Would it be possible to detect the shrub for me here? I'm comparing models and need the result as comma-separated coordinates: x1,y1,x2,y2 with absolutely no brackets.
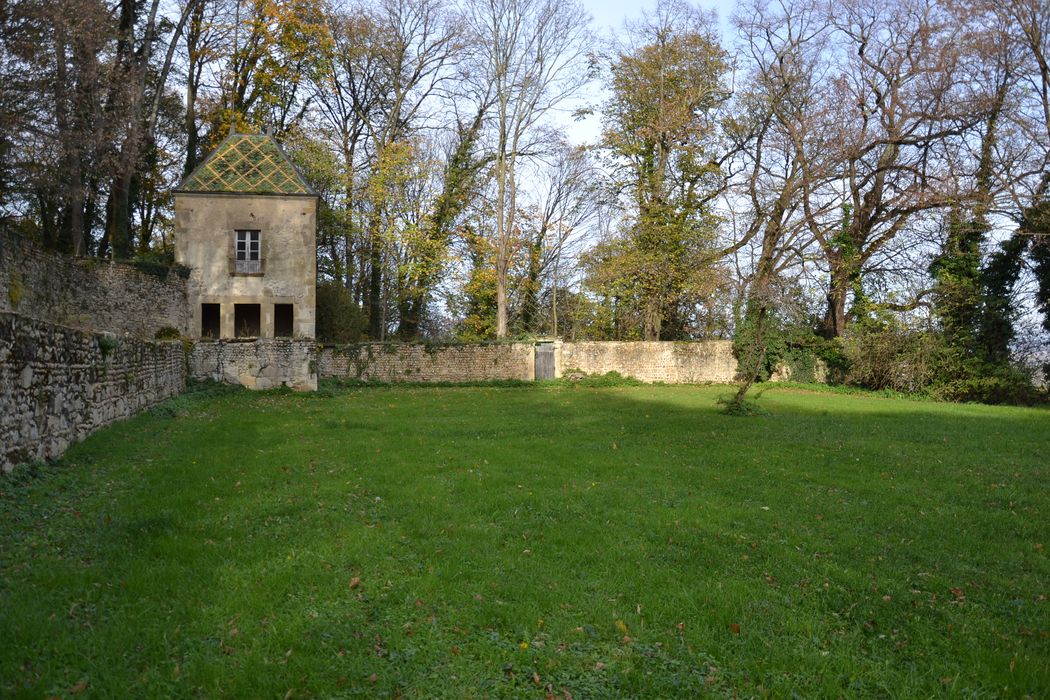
8,270,24,307
839,323,1044,405
932,365,1044,405
316,282,366,343
130,251,191,281
717,394,770,416
732,307,833,384
840,325,945,394
566,370,644,387
154,326,181,340
97,333,119,360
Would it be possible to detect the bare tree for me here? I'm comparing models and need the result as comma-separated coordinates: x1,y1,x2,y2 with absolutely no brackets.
517,141,598,334
104,0,203,259
357,0,460,339
812,0,986,337
314,5,390,296
465,0,590,337
728,0,837,405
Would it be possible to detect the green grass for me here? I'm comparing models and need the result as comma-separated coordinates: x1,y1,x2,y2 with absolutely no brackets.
1,383,1048,698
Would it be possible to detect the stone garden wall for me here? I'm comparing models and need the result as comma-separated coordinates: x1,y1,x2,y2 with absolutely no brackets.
190,339,318,391
559,341,738,384
1,231,191,337
318,342,535,383
317,340,738,384
0,313,186,473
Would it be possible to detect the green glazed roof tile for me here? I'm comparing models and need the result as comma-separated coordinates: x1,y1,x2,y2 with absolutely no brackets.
176,133,315,195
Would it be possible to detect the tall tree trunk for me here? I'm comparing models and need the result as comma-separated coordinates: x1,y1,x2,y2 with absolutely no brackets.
107,166,134,259
519,238,541,333
733,200,786,408
494,147,510,338
733,304,769,406
53,23,85,256
367,210,383,339
397,298,421,339
182,0,205,177
184,81,199,177
822,255,849,338
495,277,508,337
340,135,356,293
642,302,661,341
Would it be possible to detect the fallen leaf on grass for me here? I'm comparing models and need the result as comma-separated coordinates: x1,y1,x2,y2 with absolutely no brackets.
349,576,361,589
729,623,741,635
69,680,88,694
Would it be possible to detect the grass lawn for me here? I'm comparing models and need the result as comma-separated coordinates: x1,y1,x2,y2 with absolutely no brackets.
1,382,1048,698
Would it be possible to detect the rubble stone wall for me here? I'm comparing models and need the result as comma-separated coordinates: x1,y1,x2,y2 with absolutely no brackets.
190,339,318,391
560,341,738,383
1,232,191,337
0,313,186,473
318,342,534,383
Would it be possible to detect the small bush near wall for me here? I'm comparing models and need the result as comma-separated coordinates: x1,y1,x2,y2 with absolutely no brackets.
732,316,833,384
840,326,943,394
563,370,644,387
96,333,120,359
839,324,1045,405
8,271,24,307
316,282,366,343
131,250,191,280
932,363,1044,405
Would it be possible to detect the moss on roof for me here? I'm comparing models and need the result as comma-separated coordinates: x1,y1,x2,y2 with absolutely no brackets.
177,133,315,195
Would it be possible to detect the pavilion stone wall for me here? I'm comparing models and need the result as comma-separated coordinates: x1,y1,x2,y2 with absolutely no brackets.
190,339,317,391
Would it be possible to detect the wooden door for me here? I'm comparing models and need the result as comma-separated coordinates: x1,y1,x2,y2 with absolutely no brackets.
535,344,555,380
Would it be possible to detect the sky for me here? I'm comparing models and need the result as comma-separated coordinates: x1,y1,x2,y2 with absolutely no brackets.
561,0,738,145
581,0,736,34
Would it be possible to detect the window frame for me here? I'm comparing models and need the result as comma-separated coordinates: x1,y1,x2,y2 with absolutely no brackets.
232,229,263,275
